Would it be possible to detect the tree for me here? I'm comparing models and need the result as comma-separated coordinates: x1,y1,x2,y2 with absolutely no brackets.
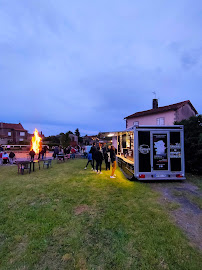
43,136,60,144
68,131,73,134
60,132,71,148
175,115,202,174
75,128,80,137
78,136,83,144
74,128,83,144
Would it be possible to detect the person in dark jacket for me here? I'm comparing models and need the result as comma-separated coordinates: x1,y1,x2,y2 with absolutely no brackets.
110,146,116,178
94,147,103,174
104,146,111,170
41,149,45,159
53,146,59,159
43,146,47,157
29,149,35,161
89,143,96,170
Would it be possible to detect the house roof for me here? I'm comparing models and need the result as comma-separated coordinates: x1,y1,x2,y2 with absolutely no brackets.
124,100,198,119
0,122,27,131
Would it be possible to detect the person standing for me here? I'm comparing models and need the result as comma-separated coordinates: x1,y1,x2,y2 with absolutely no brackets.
104,146,111,170
89,142,96,170
29,149,35,161
41,148,45,159
70,148,76,159
43,146,47,158
53,146,59,159
94,147,103,174
110,146,116,178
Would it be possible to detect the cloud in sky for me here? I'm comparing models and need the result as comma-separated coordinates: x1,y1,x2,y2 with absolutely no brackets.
0,0,202,135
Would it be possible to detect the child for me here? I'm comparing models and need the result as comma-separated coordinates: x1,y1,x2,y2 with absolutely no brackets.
84,152,93,170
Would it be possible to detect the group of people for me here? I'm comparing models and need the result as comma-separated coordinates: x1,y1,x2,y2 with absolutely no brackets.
0,145,16,165
52,146,77,159
84,143,117,178
29,146,48,160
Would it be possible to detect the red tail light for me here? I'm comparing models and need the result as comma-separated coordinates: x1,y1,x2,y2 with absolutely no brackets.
176,174,183,178
139,174,145,178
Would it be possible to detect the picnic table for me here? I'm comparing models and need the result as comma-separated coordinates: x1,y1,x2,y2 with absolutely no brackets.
30,160,41,171
16,159,41,174
16,160,31,174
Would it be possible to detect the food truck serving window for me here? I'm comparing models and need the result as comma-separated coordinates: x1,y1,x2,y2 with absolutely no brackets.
138,131,151,172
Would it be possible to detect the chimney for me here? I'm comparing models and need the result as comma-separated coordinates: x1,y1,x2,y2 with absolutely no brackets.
153,99,158,109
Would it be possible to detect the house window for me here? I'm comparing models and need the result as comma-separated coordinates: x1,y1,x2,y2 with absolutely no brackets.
156,117,165,125
8,132,11,136
20,132,25,136
133,121,139,126
19,138,24,141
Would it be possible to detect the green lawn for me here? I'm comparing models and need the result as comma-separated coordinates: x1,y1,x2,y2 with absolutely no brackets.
0,160,201,270
187,173,202,190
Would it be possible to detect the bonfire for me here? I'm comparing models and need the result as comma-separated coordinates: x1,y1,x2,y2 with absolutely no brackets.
30,128,42,154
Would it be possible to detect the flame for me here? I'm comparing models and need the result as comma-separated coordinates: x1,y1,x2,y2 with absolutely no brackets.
30,128,42,154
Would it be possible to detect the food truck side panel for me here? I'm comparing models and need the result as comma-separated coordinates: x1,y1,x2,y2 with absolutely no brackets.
134,126,185,181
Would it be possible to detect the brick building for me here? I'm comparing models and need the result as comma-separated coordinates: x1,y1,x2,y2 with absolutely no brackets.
69,134,78,147
0,122,28,144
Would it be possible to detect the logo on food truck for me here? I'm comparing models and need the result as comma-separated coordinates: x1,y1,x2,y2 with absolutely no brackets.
139,144,150,154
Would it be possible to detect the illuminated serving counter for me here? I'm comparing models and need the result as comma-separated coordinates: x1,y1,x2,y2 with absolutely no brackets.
117,155,134,179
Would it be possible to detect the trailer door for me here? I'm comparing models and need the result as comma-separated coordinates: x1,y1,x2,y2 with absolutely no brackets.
151,132,169,174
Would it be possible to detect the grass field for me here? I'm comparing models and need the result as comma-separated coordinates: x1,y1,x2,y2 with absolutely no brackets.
0,160,202,270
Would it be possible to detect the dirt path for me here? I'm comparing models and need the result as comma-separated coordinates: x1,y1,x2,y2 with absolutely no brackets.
151,181,202,250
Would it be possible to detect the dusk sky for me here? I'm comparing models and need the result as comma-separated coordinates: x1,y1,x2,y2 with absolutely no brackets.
0,0,202,136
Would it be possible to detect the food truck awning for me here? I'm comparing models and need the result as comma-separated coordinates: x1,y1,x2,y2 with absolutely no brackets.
100,129,132,137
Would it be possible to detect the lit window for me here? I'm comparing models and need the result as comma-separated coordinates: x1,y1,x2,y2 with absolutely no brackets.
8,132,11,136
20,132,25,136
133,121,139,126
156,117,165,125
19,138,24,141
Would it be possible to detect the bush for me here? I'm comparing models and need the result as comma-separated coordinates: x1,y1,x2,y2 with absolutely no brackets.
175,115,202,174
